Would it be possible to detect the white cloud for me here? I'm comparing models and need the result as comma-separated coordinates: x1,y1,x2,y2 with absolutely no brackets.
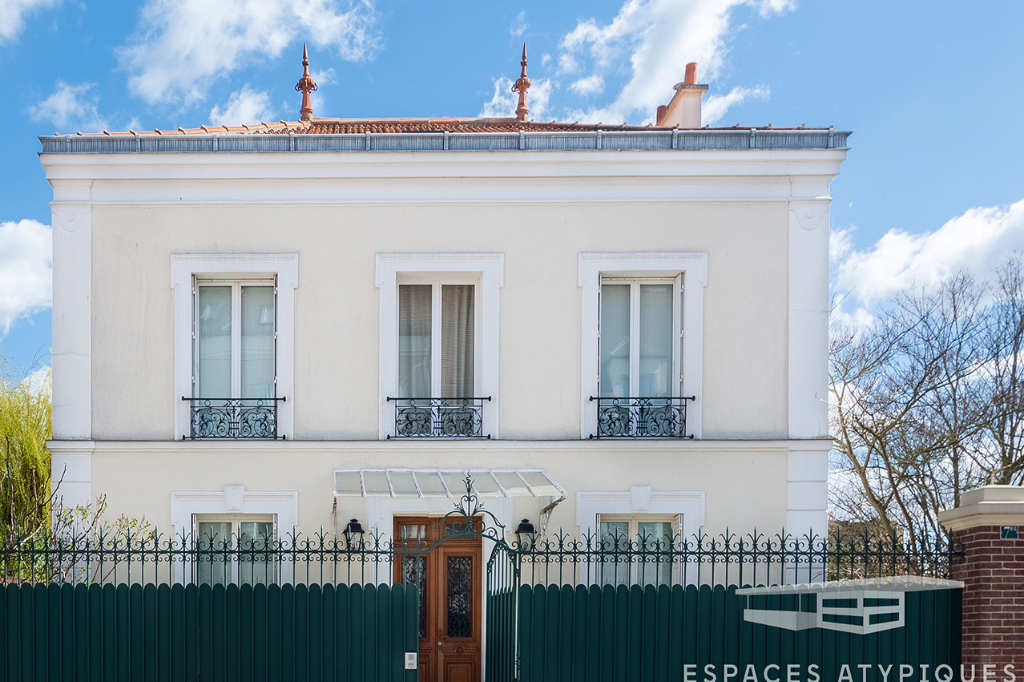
479,76,552,121
208,86,275,126
510,10,527,37
557,52,578,74
118,0,380,105
21,366,51,396
701,84,768,125
569,74,605,96
0,220,52,336
556,0,792,124
30,81,109,133
311,68,337,86
0,0,59,44
832,200,1024,319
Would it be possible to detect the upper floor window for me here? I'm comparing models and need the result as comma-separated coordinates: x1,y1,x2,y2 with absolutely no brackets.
194,279,277,399
376,253,503,440
593,276,691,438
398,282,476,399
391,276,486,438
173,253,297,441
186,279,282,439
578,252,707,439
599,278,679,399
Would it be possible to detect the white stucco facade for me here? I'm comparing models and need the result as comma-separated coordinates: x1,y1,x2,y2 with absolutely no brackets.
43,142,844,547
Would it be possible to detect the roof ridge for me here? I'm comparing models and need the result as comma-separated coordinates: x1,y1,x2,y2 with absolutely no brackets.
51,118,837,137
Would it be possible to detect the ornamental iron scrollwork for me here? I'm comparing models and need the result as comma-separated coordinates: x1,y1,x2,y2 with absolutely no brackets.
183,397,285,439
387,397,491,439
589,396,695,439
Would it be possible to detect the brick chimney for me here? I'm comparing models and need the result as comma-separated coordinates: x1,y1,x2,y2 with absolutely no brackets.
655,62,708,129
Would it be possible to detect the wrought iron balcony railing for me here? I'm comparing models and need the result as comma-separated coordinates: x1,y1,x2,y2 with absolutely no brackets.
386,397,491,439
589,395,696,439
182,397,286,439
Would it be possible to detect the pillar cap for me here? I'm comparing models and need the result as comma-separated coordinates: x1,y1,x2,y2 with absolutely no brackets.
938,485,1024,532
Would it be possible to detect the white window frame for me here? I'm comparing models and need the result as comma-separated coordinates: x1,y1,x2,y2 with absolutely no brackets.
395,272,483,399
172,254,298,439
576,485,705,586
376,253,503,439
597,513,681,586
579,252,707,439
170,485,298,584
193,277,277,399
193,513,277,586
598,276,682,399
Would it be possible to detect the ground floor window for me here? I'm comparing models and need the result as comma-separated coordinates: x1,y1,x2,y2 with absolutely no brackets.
598,515,679,587
195,514,276,586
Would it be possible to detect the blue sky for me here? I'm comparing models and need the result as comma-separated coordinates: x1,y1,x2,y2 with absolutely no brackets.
2,0,1023,372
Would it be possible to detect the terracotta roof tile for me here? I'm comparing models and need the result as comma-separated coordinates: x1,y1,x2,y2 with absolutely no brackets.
56,117,828,137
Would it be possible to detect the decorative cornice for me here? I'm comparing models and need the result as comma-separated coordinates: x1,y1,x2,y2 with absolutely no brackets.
41,129,850,155
48,438,833,452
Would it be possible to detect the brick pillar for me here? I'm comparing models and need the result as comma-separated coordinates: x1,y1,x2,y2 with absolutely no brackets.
938,485,1024,668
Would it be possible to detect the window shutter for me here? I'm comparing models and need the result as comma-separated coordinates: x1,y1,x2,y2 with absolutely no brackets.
596,287,602,390
274,280,279,395
191,276,198,394
673,274,684,395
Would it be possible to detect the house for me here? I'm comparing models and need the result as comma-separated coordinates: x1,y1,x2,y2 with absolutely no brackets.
41,46,847,679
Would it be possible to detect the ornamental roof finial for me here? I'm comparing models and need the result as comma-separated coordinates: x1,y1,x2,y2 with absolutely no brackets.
295,43,318,121
511,43,531,122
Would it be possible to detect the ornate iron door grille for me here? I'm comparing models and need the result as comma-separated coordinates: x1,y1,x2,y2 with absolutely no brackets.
182,396,286,439
589,395,695,438
386,397,491,439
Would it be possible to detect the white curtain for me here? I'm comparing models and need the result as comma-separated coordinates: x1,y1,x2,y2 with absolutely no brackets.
197,520,231,586
600,284,630,397
241,286,275,399
238,520,274,585
399,285,432,397
442,285,474,397
639,284,673,397
197,286,231,398
599,521,630,586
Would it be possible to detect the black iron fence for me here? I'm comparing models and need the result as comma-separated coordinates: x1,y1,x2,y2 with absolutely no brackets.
589,396,695,438
181,396,285,439
385,396,491,438
1,527,959,588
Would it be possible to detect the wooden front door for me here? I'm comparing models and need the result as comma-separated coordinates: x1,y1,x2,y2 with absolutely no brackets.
395,517,483,682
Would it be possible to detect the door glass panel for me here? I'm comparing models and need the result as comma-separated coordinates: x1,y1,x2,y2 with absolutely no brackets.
599,521,630,586
446,555,473,637
399,523,429,638
240,286,275,399
639,284,673,398
600,284,630,397
637,521,673,587
197,521,232,586
402,556,428,638
197,286,232,398
441,285,475,397
238,521,274,585
400,524,429,545
399,285,432,397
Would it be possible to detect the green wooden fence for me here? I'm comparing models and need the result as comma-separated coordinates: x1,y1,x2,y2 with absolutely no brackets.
518,584,961,682
0,582,419,682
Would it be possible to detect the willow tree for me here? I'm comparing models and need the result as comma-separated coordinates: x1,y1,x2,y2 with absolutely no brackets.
0,359,52,537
